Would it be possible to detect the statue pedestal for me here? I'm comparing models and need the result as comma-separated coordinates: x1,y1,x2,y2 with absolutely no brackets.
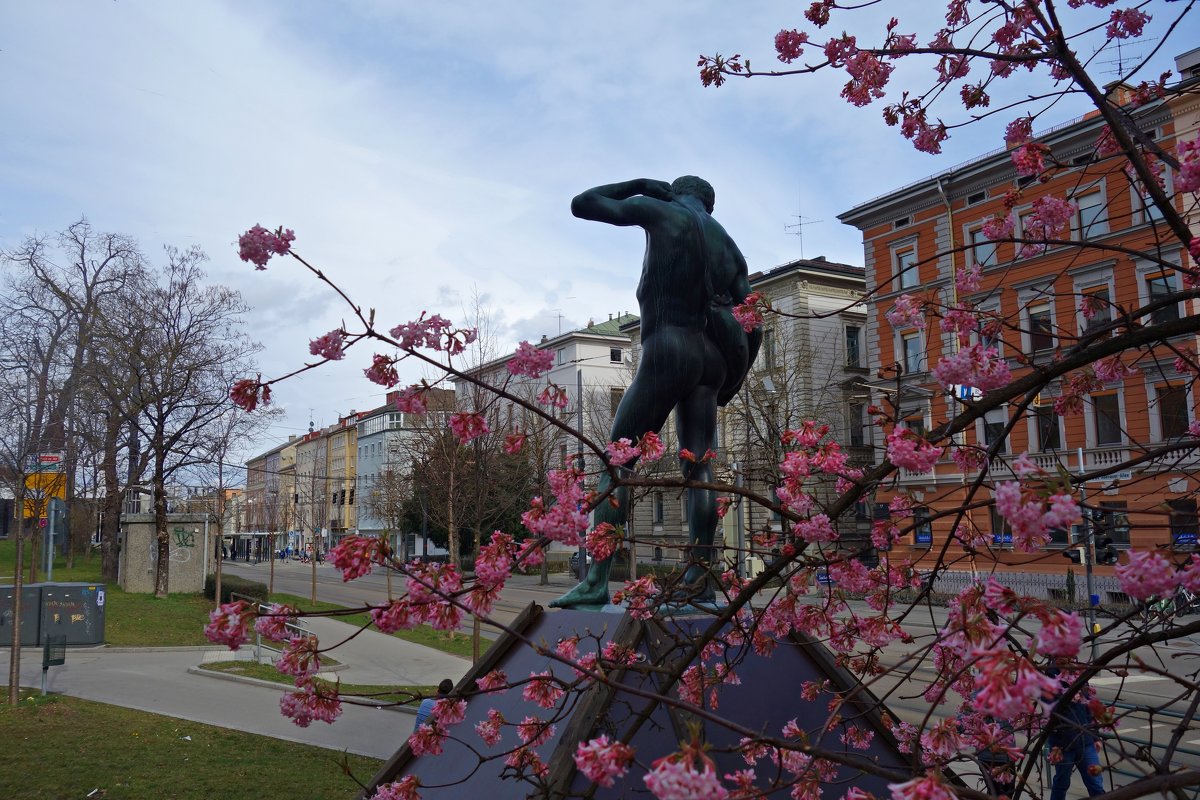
366,603,915,798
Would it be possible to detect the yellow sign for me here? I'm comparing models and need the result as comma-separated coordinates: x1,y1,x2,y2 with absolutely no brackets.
23,471,66,517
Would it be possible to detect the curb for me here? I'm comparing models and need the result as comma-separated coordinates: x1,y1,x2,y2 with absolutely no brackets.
186,666,417,714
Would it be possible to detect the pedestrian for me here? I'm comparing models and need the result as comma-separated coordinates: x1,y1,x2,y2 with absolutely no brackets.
414,678,454,727
1046,667,1105,800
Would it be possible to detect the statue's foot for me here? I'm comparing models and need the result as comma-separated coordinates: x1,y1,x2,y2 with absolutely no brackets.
676,564,716,605
550,574,610,609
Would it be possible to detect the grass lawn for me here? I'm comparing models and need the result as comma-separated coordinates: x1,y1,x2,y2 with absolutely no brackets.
1,539,476,656
0,689,380,800
199,661,432,705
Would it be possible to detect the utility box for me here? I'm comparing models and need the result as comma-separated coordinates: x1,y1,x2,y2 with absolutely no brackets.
0,582,106,646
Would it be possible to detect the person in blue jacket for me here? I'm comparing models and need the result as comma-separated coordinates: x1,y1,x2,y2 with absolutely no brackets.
414,679,454,727
1046,667,1105,800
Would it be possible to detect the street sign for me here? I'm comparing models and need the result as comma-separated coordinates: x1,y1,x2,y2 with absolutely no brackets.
950,384,982,402
25,452,65,473
1085,470,1132,484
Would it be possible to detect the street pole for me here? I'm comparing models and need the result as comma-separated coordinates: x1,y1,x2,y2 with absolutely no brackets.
1078,447,1098,661
576,369,588,580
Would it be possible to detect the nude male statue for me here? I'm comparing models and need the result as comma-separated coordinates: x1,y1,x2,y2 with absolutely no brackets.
551,176,761,609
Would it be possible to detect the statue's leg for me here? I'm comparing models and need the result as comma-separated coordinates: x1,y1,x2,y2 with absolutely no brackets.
550,337,690,609
675,382,720,601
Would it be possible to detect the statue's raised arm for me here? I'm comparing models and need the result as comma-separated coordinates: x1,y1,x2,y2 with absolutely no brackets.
570,178,675,227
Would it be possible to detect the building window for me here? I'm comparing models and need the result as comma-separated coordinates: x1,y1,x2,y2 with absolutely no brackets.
1147,273,1180,325
1080,286,1112,333
1074,191,1108,239
556,348,566,364
653,492,664,524
901,332,923,374
1035,404,1062,451
763,328,777,370
1099,502,1131,546
1156,384,1190,440
903,412,926,438
610,347,622,363
845,325,862,368
895,246,919,290
970,227,997,268
610,388,624,416
990,505,1013,547
983,408,1008,453
848,403,866,447
1027,302,1054,352
913,507,933,546
1091,392,1123,445
1170,499,1198,547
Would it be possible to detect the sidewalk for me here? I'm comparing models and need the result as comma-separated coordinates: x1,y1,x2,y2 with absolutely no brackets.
2,617,471,759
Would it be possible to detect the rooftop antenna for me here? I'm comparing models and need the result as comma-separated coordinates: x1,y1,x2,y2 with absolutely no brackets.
1092,36,1159,79
785,213,822,260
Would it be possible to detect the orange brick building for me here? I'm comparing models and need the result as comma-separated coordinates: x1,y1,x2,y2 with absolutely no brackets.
838,71,1199,600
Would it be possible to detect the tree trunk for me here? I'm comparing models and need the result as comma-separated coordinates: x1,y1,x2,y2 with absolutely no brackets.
153,456,170,598
7,489,27,705
99,413,122,581
447,469,458,568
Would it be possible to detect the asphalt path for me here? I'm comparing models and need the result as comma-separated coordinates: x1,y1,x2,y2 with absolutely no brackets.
0,645,416,759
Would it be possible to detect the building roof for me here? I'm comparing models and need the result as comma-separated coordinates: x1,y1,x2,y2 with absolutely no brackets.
749,256,865,285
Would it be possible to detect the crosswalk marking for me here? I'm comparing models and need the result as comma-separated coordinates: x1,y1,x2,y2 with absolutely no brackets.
1091,674,1165,686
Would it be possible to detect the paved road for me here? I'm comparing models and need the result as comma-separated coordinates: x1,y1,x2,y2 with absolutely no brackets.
1,615,471,760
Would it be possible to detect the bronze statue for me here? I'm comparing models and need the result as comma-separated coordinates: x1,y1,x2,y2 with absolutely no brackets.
552,177,761,608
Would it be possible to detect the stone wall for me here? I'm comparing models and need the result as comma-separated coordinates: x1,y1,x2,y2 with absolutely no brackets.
119,513,215,594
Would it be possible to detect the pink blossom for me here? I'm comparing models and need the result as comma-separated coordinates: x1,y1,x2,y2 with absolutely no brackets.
276,635,321,678
732,292,766,332
971,649,1059,720
1011,142,1049,178
1181,554,1200,594
1106,8,1151,39
889,773,957,800
955,262,983,293
522,671,564,709
645,755,729,800
932,343,1011,392
606,437,639,465
204,600,252,650
449,411,489,444
574,735,636,788
1191,419,1200,438
842,49,893,107
1177,136,1200,193
585,522,622,561
238,224,295,269
372,776,421,800
503,432,526,454
795,514,838,543
507,341,555,378
1036,609,1083,658
775,29,809,63
981,213,1015,242
617,575,660,620
639,431,666,461
516,715,555,747
476,669,508,693
1004,116,1033,147
1115,550,1179,602
279,683,341,727
1093,355,1137,383
371,598,418,633
886,428,941,472
1020,196,1076,257
393,385,427,413
886,294,925,329
329,535,383,581
230,378,270,412
308,329,345,361
253,603,297,642
365,354,399,388
515,539,545,570
475,708,504,746
408,723,448,756
537,385,569,409
432,697,467,727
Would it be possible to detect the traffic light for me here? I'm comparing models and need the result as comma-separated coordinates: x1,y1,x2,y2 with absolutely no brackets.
1062,547,1083,564
1095,532,1118,565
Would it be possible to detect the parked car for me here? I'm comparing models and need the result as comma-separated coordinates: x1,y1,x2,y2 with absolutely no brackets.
569,551,593,574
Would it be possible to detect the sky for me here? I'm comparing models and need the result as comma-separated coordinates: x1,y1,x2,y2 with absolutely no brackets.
1,1,1193,467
